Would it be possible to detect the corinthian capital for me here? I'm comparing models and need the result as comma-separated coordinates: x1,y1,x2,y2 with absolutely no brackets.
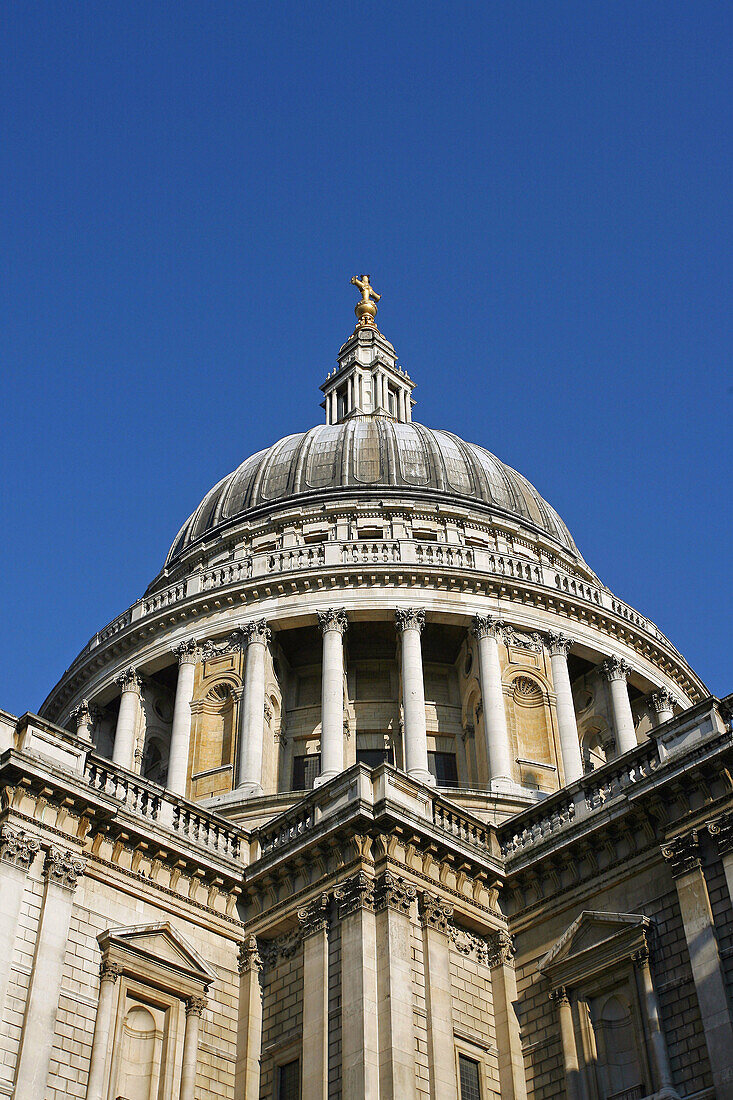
649,687,675,714
661,831,701,878
545,631,573,657
115,667,142,695
317,608,348,635
600,655,631,683
0,825,40,872
238,934,263,974
173,638,201,666
43,845,87,892
472,614,503,640
245,619,271,646
70,699,92,729
487,929,515,968
418,891,454,934
395,607,425,634
297,893,330,937
185,994,207,1017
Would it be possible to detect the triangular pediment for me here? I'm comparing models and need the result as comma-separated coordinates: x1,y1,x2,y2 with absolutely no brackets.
539,911,649,974
98,922,217,985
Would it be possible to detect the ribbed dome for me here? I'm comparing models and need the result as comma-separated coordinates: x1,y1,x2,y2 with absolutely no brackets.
165,418,580,565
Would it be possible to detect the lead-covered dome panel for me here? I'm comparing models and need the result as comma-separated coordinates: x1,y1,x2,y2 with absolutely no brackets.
165,419,580,564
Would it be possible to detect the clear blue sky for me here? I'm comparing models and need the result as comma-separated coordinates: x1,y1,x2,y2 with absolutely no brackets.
2,2,731,714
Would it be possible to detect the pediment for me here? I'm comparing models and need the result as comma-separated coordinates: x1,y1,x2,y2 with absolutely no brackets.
538,911,649,979
98,922,217,986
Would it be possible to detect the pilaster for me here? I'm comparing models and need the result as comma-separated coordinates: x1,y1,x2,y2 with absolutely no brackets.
334,872,380,1099
14,844,86,1098
235,935,264,1100
298,894,330,1100
374,872,417,1099
0,826,40,1015
662,831,733,1098
419,892,458,1100
488,930,527,1100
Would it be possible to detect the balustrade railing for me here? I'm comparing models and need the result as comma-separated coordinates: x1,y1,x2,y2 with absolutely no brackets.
268,545,326,572
201,559,252,591
256,802,315,855
500,737,664,858
84,757,245,861
416,543,475,569
432,797,494,855
143,582,186,615
342,540,400,564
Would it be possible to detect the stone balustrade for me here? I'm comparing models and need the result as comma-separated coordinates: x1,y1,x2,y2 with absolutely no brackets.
84,757,246,861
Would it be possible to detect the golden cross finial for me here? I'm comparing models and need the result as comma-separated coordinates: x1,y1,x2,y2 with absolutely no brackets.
351,274,381,327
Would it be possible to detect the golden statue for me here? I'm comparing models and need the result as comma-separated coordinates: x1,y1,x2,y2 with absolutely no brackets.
351,274,381,326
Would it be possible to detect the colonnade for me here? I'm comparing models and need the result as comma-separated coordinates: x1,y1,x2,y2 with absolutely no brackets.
87,610,676,797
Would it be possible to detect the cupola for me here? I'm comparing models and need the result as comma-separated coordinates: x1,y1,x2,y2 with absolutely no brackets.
320,275,416,423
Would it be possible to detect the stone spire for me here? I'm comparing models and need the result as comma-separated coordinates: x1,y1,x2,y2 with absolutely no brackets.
320,277,416,424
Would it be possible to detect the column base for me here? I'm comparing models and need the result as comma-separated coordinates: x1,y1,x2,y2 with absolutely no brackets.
490,777,543,800
408,768,436,786
313,770,340,788
236,782,264,798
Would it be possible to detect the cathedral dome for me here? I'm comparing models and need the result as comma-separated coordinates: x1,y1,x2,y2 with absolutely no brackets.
165,420,581,566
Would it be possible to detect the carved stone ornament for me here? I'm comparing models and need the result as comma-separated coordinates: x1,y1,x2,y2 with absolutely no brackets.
471,613,503,640
173,638,201,665
513,676,543,701
418,891,454,934
43,845,87,891
649,687,675,714
334,871,376,917
199,631,247,661
661,831,702,878
0,825,41,871
503,626,543,652
600,655,631,683
264,701,273,724
245,619,272,646
238,934,263,975
487,929,515,968
297,893,330,937
317,608,348,635
545,631,573,658
99,960,121,984
707,813,733,856
374,871,416,914
259,929,302,969
185,994,207,1017
449,924,490,965
115,667,142,695
395,607,425,634
70,699,92,729
550,985,570,1006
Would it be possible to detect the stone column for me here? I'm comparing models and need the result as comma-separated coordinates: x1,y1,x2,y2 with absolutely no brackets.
650,687,676,726
419,893,458,1100
550,986,581,1100
662,831,733,1098
112,667,142,770
315,609,348,786
85,960,121,1100
375,873,417,1098
631,941,676,1095
601,656,637,755
70,699,95,743
0,826,40,1013
167,640,200,796
179,994,206,1100
14,845,86,1098
237,620,271,794
546,633,583,784
334,873,380,1099
396,608,433,785
298,895,330,1100
489,932,527,1100
235,936,263,1100
472,615,513,789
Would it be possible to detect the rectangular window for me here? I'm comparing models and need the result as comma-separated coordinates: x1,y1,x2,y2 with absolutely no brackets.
356,747,394,769
428,750,459,786
292,754,321,791
458,1054,481,1100
277,1058,300,1100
